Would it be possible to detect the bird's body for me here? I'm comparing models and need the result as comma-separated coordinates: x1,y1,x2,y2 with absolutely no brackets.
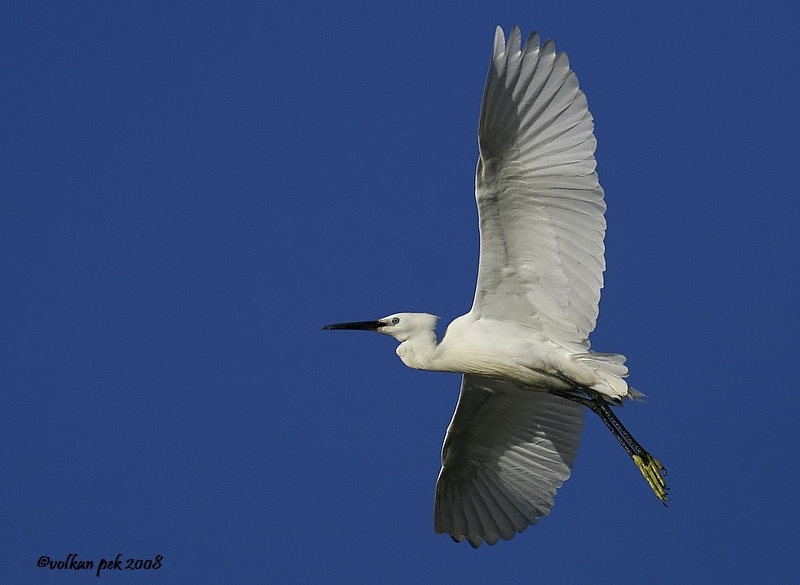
392,312,627,400
324,26,667,547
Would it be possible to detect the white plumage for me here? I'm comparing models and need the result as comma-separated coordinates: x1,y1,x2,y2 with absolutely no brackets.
324,26,667,547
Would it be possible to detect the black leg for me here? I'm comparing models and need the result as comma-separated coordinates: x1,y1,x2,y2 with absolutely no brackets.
547,377,669,503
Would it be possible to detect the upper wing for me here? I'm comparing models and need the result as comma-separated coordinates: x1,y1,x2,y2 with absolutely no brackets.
434,374,584,547
472,26,606,347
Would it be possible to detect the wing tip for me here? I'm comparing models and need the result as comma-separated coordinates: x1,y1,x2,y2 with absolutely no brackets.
492,26,505,59
493,26,546,57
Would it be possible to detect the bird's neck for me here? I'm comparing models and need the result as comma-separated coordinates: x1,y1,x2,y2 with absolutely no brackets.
395,331,440,371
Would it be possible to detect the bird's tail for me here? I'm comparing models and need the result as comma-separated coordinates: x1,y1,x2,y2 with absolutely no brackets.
574,352,635,402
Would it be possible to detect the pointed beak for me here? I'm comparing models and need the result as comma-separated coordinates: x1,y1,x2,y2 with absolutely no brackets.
322,320,383,331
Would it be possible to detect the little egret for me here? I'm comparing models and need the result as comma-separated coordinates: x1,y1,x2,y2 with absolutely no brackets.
324,26,667,547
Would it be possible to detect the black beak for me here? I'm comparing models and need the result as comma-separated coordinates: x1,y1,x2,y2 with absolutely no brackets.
322,320,383,331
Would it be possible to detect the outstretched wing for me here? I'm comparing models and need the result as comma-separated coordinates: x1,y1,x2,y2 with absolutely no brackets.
434,375,584,547
472,26,606,347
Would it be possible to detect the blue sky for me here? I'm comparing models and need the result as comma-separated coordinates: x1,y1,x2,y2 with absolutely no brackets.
2,1,799,583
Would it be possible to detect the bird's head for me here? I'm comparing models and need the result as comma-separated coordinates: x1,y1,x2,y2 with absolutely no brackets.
323,312,439,342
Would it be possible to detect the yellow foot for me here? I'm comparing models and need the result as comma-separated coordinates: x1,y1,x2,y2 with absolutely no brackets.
633,453,669,504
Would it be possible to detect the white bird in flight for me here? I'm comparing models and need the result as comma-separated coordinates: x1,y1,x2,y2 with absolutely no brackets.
324,26,667,547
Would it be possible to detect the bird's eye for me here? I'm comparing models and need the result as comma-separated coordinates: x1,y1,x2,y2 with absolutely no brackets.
391,317,400,324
